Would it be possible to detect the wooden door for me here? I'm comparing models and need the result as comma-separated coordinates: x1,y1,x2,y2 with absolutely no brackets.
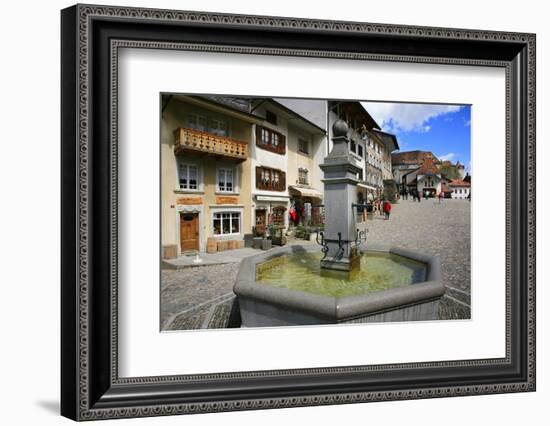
255,209,267,236
180,213,199,251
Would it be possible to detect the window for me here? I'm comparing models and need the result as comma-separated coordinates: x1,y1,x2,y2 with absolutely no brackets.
266,110,277,125
217,168,235,192
357,144,364,158
298,168,308,185
298,138,309,154
188,113,207,131
349,140,364,158
209,118,228,136
256,126,286,154
256,166,286,191
177,163,199,190
212,212,241,235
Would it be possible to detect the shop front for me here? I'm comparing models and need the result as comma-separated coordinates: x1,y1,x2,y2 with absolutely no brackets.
288,186,324,227
254,195,289,236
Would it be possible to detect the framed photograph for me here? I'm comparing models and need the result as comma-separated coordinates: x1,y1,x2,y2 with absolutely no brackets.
61,4,536,421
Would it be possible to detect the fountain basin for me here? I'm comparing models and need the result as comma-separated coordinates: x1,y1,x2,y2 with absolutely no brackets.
234,244,444,327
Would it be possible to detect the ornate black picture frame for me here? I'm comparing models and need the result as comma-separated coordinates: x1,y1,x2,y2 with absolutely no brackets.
61,4,536,421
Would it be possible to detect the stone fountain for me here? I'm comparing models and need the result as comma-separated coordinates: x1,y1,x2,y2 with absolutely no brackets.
233,121,445,327
317,119,362,272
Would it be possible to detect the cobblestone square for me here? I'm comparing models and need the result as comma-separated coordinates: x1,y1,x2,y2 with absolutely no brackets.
161,198,470,330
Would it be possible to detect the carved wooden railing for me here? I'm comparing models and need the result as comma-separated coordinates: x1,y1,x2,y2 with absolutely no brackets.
173,127,248,160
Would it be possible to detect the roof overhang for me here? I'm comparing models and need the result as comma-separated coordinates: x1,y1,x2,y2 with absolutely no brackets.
370,129,399,152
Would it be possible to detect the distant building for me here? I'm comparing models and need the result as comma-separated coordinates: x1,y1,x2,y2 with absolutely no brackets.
393,150,467,193
448,179,471,199
439,159,466,180
327,101,399,210
392,150,439,191
368,129,399,200
402,157,445,197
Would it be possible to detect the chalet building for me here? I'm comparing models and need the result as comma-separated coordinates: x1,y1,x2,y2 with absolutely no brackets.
392,150,439,192
402,157,446,197
393,151,467,194
161,95,326,258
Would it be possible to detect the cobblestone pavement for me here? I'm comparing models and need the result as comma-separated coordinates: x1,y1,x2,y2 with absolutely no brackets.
360,198,471,319
161,263,239,330
162,198,471,330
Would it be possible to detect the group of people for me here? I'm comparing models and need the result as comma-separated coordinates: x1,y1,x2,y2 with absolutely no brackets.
400,188,425,202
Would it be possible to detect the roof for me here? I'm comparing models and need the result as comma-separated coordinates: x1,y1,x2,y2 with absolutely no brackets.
370,129,399,152
170,94,260,121
185,95,326,133
195,95,254,113
392,150,439,166
441,183,453,193
448,179,471,187
417,157,441,176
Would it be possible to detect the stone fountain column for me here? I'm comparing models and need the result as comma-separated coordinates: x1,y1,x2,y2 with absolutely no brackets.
318,120,362,272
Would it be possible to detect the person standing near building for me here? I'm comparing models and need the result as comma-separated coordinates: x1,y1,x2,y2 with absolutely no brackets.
383,199,392,220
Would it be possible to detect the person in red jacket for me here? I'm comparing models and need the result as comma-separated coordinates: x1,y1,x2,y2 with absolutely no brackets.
383,199,392,220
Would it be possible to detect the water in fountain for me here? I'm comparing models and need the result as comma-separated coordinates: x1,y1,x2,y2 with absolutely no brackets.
256,251,427,298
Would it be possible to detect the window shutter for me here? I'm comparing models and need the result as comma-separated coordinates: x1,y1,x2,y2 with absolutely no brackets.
256,125,262,147
281,171,286,191
279,133,286,154
256,166,261,189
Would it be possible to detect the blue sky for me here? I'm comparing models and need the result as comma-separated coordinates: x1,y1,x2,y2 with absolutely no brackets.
361,102,471,173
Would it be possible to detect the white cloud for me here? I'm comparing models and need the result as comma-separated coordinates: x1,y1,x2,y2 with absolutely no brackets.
361,102,463,134
439,152,457,161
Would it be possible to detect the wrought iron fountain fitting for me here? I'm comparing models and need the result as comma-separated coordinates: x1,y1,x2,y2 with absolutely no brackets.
316,229,353,261
353,228,368,248
336,232,345,260
315,229,329,260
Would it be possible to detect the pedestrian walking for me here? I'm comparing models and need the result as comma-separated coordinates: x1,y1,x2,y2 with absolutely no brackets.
438,191,443,204
383,199,392,220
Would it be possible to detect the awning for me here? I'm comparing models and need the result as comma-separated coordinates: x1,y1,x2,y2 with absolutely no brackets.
357,183,377,191
288,186,323,199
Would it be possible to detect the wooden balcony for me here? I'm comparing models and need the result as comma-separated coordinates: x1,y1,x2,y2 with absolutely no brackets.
174,127,248,162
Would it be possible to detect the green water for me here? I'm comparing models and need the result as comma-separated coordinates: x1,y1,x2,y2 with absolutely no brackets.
256,251,427,298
